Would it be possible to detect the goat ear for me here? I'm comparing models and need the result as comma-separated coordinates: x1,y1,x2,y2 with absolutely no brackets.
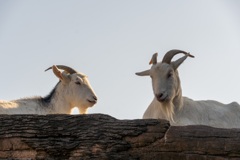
149,52,158,65
52,65,63,79
52,65,70,83
135,69,150,76
171,55,188,70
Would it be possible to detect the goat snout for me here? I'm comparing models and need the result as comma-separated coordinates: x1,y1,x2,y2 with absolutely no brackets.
155,92,168,102
87,96,98,104
93,96,97,101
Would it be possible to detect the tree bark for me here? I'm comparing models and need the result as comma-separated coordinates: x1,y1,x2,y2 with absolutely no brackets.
0,114,240,160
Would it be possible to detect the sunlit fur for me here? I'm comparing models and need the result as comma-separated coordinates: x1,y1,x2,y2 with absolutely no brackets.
136,53,240,128
0,66,97,114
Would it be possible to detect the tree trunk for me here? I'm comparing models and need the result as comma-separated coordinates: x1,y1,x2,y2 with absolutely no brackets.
0,114,240,160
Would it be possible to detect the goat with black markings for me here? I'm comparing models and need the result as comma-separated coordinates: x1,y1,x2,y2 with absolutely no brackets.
0,65,97,114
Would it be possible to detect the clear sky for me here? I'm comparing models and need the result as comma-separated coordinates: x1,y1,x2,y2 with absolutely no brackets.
0,0,240,119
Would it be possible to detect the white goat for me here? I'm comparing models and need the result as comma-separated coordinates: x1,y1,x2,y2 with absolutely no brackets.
136,49,240,128
0,65,97,114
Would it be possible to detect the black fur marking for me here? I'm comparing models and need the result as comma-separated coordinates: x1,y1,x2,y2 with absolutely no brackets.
40,81,60,106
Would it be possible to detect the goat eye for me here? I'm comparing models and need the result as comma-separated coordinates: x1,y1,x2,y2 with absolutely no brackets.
75,82,81,85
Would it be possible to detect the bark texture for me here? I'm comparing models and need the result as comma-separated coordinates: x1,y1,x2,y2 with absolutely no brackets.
0,114,240,160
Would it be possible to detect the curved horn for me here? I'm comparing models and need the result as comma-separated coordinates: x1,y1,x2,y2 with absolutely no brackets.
45,65,77,74
162,49,194,64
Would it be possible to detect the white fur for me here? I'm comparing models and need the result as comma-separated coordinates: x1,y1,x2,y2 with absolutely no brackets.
143,97,240,128
0,65,97,115
136,50,240,128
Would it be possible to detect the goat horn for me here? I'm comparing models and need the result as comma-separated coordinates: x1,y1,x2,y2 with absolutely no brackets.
45,65,77,74
162,49,194,64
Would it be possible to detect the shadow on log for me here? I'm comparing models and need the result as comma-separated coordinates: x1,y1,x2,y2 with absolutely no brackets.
0,114,240,160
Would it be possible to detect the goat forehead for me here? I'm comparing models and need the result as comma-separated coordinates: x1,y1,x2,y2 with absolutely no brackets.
72,73,87,79
74,75,92,85
77,72,87,77
151,63,172,75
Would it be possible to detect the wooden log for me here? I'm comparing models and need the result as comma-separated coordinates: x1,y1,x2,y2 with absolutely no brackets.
0,114,240,160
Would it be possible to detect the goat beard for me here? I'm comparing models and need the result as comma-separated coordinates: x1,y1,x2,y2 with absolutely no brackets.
160,100,175,123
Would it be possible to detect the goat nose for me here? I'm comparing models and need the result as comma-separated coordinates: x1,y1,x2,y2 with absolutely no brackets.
155,92,166,102
93,96,97,101
156,93,164,99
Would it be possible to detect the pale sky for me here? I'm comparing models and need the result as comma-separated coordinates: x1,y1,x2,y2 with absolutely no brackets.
0,0,240,119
